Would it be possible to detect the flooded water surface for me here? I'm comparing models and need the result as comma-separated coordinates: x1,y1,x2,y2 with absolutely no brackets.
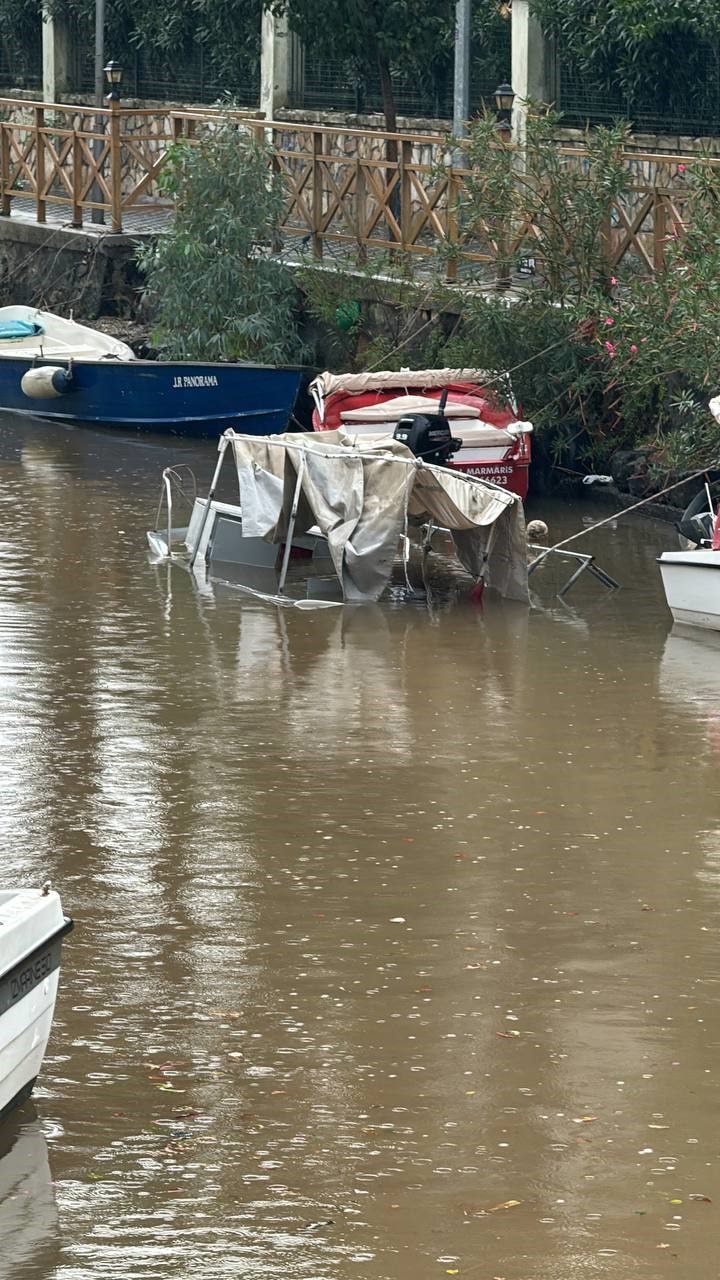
2,411,720,1279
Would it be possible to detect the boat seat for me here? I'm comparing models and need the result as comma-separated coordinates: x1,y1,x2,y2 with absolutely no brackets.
453,422,517,447
338,422,517,448
339,394,481,423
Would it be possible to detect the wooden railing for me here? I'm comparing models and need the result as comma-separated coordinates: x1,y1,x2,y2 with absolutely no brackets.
0,100,192,231
0,98,701,278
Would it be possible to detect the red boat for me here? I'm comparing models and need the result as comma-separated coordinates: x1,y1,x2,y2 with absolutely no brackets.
309,368,533,499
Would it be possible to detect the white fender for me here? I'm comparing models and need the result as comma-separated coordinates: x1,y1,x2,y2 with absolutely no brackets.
21,366,73,399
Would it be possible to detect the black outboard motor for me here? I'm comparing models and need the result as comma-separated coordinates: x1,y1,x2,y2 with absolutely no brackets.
393,388,462,468
676,489,714,547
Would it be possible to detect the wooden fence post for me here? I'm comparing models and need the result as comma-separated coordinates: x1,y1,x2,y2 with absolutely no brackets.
446,167,459,283
0,126,10,216
35,106,46,223
653,192,667,272
312,129,323,259
71,131,82,227
109,100,122,232
599,209,613,287
356,153,367,264
399,138,412,251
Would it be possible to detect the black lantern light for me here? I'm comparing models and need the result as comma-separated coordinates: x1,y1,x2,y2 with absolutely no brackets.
494,82,515,114
493,82,514,136
104,61,123,101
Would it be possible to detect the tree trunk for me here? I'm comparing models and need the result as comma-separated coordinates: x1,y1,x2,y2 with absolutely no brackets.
377,49,399,224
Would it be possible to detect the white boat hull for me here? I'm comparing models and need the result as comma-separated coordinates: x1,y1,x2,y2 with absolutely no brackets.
658,550,720,630
0,980,60,1115
0,889,72,1117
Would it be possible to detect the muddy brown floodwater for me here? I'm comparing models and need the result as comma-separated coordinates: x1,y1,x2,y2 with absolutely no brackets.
1,411,720,1280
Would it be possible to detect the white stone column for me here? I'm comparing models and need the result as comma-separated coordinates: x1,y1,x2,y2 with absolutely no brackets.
42,5,71,105
260,11,302,120
511,0,551,143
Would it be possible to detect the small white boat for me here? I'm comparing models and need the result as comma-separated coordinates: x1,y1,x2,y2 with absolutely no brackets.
657,398,720,631
658,548,720,630
0,887,72,1119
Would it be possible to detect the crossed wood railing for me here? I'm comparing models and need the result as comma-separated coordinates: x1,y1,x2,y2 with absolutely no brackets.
0,97,700,278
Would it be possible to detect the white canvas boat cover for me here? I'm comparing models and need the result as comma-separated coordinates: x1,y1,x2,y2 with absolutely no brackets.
223,429,528,604
311,368,496,398
0,306,135,362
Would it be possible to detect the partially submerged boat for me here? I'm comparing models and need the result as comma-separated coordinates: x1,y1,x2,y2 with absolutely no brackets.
309,368,533,498
0,306,304,437
147,428,529,607
0,886,72,1118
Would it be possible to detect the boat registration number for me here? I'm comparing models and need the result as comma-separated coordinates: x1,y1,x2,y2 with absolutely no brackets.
10,948,52,1002
172,375,219,388
464,464,514,484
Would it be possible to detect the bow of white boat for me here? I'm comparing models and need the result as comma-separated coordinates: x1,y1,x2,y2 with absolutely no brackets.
0,887,73,1118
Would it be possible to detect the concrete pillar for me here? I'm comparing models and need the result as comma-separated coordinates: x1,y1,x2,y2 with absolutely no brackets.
452,0,471,141
42,6,71,105
260,11,303,120
511,0,552,142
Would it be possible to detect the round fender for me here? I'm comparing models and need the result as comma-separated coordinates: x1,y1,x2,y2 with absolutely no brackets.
21,366,73,399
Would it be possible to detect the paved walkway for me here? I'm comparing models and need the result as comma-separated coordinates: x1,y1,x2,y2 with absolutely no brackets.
2,196,174,237
1,195,504,289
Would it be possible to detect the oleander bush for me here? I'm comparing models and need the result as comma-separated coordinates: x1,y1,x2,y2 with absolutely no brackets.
136,116,304,364
301,116,720,480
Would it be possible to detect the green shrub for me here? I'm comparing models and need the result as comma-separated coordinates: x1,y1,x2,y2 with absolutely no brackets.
137,116,303,365
584,159,720,469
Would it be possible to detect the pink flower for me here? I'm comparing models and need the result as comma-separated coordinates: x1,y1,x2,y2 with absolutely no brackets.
610,276,617,285
630,344,638,353
604,340,616,357
678,163,686,174
604,317,614,326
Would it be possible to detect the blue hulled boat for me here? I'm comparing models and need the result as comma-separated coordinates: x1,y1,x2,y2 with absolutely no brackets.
0,307,304,438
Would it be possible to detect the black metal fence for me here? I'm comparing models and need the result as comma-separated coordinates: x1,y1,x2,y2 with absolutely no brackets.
288,61,507,120
0,29,42,92
0,17,508,117
4,20,720,138
558,43,720,135
72,45,259,107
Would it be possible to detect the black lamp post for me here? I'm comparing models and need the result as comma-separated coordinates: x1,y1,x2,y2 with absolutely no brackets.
494,81,515,136
493,82,515,290
104,60,123,102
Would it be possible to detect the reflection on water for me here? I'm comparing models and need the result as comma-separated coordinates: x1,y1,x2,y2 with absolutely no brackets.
3,415,720,1277
0,1107,60,1279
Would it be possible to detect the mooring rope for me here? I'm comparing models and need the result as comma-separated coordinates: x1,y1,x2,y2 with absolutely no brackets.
541,465,717,555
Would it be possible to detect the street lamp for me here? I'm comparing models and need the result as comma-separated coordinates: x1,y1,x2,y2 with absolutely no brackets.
493,83,515,291
104,60,123,101
494,81,515,134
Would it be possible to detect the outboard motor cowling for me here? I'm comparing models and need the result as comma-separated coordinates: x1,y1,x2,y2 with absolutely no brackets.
392,389,461,467
676,489,715,547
